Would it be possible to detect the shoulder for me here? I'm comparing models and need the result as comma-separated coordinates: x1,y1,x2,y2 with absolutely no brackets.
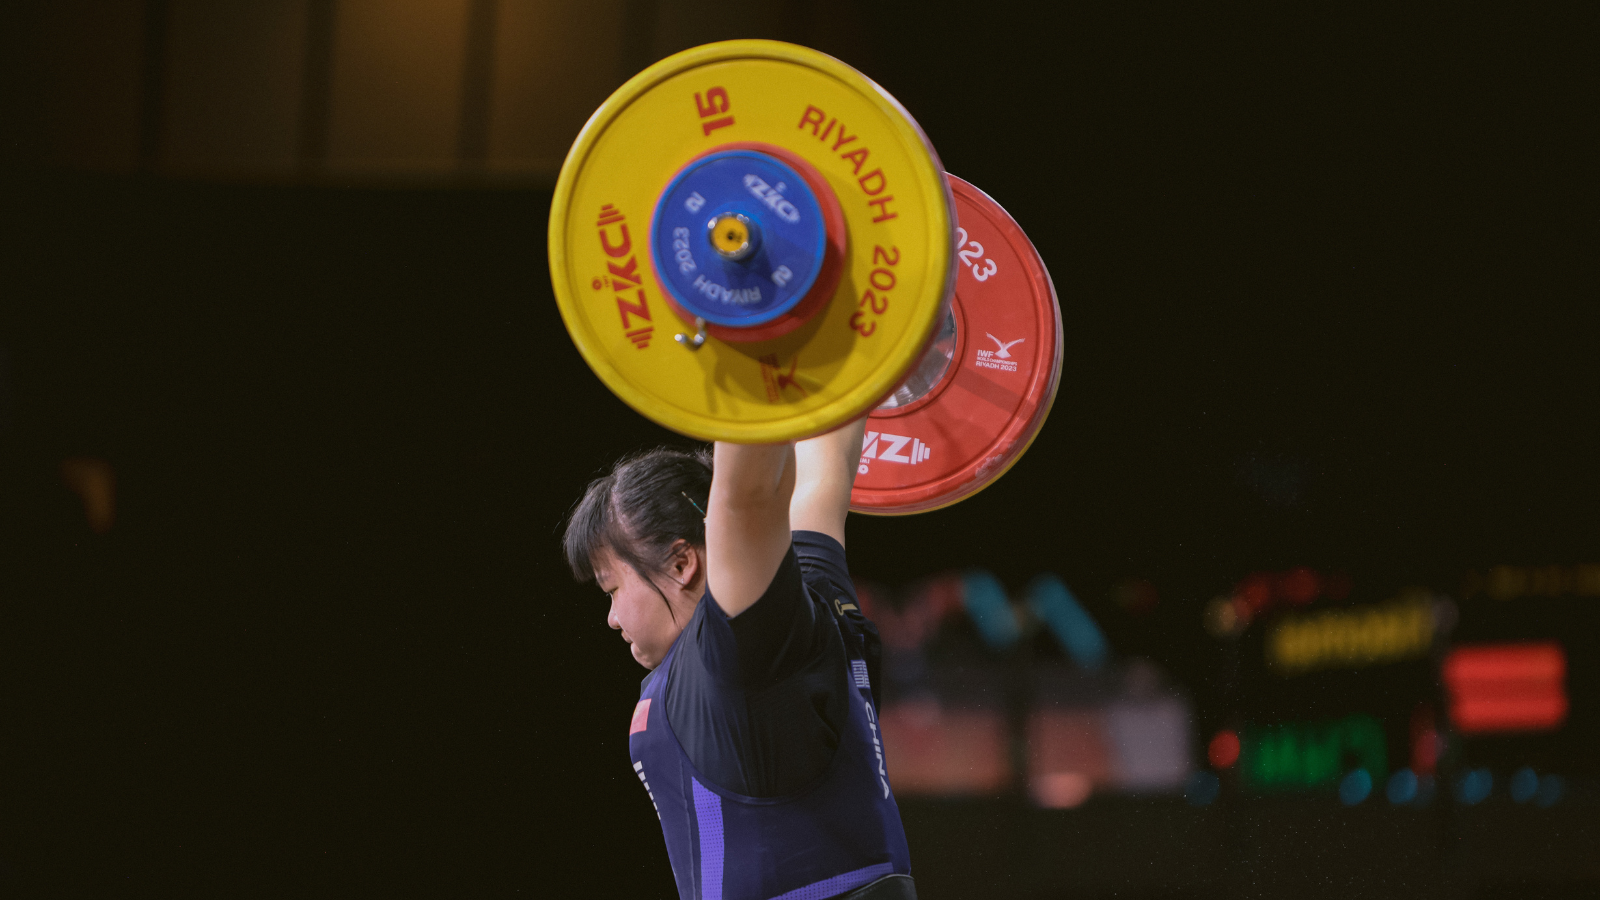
791,529,860,613
679,546,821,688
792,529,846,565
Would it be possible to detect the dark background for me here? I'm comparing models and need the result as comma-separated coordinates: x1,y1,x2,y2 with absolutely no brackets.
2,2,1596,897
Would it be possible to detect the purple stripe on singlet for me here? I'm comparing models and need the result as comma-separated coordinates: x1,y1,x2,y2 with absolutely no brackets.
766,862,895,900
692,777,724,900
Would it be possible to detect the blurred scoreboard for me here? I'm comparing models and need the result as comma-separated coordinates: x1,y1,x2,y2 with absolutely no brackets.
1213,565,1595,804
1447,566,1597,781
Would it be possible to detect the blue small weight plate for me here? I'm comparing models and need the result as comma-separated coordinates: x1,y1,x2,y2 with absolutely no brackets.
651,149,827,328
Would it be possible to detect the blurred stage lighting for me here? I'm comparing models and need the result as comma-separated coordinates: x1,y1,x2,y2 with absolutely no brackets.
1207,730,1240,769
1443,642,1568,733
1185,771,1220,806
1240,715,1386,792
61,456,116,533
1455,768,1493,805
1386,768,1418,805
1509,767,1539,804
1031,772,1093,809
1535,774,1565,808
879,701,1010,797
1338,768,1373,805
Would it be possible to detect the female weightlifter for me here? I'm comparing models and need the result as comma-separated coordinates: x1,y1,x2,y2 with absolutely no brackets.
563,420,915,900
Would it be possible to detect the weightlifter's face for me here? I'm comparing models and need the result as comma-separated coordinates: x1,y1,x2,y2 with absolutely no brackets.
593,547,692,670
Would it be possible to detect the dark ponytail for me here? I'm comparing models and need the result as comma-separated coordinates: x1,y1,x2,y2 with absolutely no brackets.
563,446,713,587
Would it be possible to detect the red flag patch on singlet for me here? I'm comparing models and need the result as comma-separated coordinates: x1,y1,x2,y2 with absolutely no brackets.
630,698,652,735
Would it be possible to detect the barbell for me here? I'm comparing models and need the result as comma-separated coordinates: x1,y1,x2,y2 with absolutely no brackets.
549,40,1060,515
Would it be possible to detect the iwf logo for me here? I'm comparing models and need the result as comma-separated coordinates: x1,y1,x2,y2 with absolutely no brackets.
975,334,1023,372
859,431,931,475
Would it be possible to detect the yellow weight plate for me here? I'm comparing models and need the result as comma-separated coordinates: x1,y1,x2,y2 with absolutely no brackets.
549,40,954,444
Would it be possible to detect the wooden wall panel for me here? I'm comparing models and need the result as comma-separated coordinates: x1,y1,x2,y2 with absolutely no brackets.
24,0,838,184
649,0,783,63
486,0,628,178
37,0,147,171
161,0,308,175
324,0,470,174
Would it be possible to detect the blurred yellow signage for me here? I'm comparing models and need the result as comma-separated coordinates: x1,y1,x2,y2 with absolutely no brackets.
1464,565,1600,600
1267,593,1434,675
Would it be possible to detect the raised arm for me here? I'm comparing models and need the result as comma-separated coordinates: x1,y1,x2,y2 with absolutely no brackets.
789,417,867,548
706,441,796,618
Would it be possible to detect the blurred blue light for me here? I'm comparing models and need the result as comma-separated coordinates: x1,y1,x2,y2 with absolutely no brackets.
1455,768,1492,805
1024,575,1109,670
1339,768,1373,805
961,571,1022,651
1386,768,1418,805
1185,771,1220,806
1509,767,1539,804
1535,774,1565,808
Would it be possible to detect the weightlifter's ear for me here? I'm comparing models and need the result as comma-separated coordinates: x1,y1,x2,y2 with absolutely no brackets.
666,538,701,586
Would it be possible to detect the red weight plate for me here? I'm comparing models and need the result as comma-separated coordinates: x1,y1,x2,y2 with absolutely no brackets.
851,174,1062,515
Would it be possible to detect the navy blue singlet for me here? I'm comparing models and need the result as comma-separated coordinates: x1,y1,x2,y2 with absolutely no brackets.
627,550,911,900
